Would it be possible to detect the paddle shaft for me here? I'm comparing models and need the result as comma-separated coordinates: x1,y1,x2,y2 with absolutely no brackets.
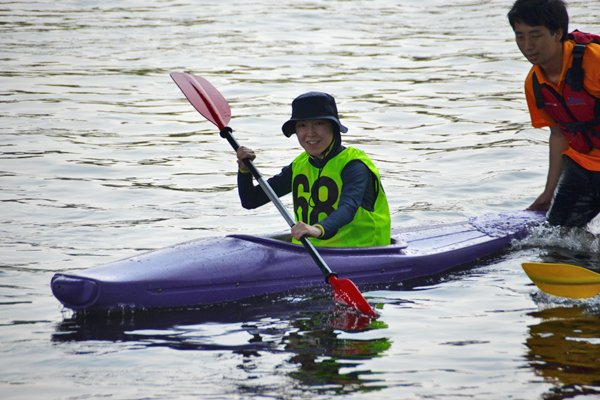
170,72,376,317
220,127,336,281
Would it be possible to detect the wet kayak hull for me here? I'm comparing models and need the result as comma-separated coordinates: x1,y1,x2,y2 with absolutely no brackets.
51,210,545,311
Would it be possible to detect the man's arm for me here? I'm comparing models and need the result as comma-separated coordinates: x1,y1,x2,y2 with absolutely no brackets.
528,125,569,210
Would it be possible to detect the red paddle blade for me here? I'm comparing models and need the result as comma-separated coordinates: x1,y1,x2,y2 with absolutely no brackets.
170,72,231,129
328,275,377,318
330,304,374,331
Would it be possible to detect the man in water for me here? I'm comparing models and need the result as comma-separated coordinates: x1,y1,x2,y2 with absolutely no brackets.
508,0,600,228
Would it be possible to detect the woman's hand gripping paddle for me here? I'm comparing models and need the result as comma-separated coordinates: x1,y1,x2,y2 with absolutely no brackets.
170,72,377,318
522,262,600,299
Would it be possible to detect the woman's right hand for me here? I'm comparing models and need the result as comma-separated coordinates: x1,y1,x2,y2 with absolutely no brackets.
237,146,256,172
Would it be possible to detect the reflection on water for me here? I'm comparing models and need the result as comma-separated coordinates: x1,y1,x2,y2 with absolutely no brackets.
53,299,390,396
517,221,600,390
286,331,389,394
526,306,600,398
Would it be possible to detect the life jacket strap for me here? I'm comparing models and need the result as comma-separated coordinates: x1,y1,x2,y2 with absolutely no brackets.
566,44,586,92
532,72,546,110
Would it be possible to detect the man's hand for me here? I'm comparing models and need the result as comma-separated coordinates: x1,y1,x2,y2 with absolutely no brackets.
528,126,568,211
527,191,553,211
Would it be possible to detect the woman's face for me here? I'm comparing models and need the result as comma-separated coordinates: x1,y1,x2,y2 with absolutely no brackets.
295,119,334,158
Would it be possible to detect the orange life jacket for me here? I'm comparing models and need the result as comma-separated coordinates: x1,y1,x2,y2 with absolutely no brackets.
532,31,600,153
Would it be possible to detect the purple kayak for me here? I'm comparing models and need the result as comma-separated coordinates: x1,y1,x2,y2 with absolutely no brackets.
51,210,545,312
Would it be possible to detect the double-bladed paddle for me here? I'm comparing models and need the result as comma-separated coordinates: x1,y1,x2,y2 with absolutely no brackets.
522,262,600,299
170,72,377,318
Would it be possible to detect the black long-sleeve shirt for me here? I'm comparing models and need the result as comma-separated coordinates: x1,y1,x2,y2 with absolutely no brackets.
237,141,376,240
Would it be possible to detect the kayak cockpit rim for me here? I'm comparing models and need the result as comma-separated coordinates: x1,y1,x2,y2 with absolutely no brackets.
227,234,408,254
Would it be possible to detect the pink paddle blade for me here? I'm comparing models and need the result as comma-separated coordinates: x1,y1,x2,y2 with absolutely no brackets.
328,275,377,318
170,72,231,129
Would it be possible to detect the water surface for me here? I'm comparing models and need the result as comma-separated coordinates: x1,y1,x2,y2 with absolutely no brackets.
2,0,600,399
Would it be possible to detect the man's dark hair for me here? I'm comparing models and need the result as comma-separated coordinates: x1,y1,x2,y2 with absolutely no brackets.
508,0,569,41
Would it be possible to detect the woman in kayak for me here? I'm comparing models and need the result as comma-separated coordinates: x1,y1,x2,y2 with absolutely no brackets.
236,91,391,247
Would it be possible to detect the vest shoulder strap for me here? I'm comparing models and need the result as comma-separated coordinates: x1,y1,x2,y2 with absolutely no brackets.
531,71,548,110
566,43,586,91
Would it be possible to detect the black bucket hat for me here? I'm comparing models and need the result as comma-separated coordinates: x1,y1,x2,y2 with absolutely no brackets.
281,92,348,137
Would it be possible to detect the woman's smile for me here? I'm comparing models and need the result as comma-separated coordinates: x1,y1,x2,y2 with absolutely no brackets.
295,119,334,158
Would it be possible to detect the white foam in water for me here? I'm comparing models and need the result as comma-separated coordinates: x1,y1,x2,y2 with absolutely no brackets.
514,220,600,256
532,290,600,311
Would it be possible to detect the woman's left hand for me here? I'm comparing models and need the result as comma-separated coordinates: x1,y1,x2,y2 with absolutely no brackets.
291,221,322,240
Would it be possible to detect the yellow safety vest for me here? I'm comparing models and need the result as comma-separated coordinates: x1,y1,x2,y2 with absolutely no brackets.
292,147,391,247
